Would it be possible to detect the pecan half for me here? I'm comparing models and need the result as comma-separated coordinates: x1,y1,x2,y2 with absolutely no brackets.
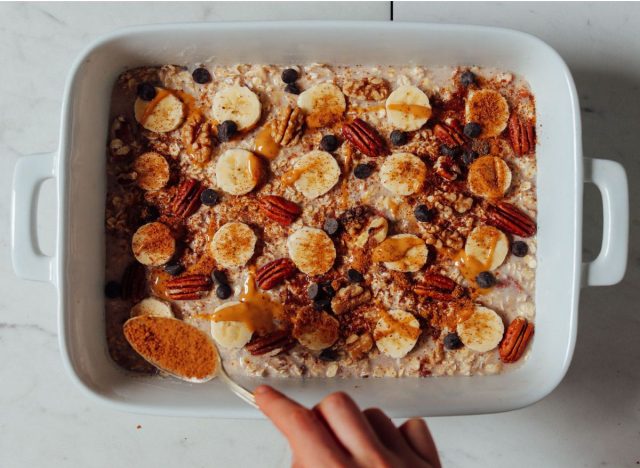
272,106,305,146
181,113,214,164
245,329,296,356
256,258,297,290
508,113,536,156
331,284,372,315
166,274,212,300
433,121,465,148
342,118,387,157
258,195,302,226
486,202,536,238
434,155,462,181
499,317,534,363
121,262,146,302
414,273,460,301
170,179,204,219
343,77,390,101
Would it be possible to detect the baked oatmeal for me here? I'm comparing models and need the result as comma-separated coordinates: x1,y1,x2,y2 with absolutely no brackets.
104,63,537,378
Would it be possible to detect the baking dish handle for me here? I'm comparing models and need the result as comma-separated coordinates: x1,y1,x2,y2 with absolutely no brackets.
11,152,56,283
582,158,629,287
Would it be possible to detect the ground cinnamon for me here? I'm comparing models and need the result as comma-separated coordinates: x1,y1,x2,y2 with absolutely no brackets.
123,316,218,380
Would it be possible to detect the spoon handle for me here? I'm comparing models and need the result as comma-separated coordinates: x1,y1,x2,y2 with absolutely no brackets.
218,367,258,409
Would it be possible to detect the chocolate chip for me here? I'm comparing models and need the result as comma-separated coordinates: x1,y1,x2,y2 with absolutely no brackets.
192,67,212,84
511,241,529,257
212,270,228,285
443,332,464,350
313,297,332,311
353,163,374,180
136,82,156,101
164,261,184,276
307,283,320,300
390,130,408,146
281,68,299,84
104,281,121,299
200,188,220,206
440,144,461,158
323,218,340,236
320,134,339,152
319,282,335,298
285,83,300,95
476,271,496,289
140,204,160,223
414,204,436,222
217,120,237,142
462,149,478,165
216,283,233,299
460,70,476,87
463,122,482,138
347,269,364,283
318,349,339,361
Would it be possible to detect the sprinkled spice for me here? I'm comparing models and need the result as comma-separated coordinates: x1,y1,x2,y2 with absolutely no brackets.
123,316,218,380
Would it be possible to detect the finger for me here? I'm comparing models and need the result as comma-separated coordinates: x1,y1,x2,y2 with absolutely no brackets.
314,392,387,459
255,386,349,466
363,408,412,454
399,418,441,468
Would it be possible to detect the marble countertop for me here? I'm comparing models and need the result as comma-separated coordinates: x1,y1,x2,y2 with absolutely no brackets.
1,2,638,467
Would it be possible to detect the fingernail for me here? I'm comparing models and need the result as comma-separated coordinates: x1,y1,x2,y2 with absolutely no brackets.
254,385,271,395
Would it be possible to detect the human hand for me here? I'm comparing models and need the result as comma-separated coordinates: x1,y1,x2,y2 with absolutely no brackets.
255,385,441,468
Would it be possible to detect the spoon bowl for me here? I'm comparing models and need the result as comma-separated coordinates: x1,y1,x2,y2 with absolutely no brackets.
123,315,257,408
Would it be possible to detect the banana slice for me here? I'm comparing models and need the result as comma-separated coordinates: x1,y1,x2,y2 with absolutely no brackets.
210,302,254,349
134,89,186,133
379,152,427,196
465,226,509,271
385,85,432,131
285,150,340,199
131,297,174,318
457,305,505,352
297,83,346,128
287,227,336,276
293,309,339,351
468,156,512,199
211,222,257,268
373,234,428,273
131,222,175,266
465,89,510,138
215,149,263,195
374,309,421,358
211,85,261,131
133,152,170,191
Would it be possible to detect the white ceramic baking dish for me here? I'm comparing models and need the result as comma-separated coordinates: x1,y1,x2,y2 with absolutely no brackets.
11,22,629,418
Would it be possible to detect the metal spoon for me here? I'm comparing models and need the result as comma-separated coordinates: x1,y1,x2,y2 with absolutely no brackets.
124,316,257,408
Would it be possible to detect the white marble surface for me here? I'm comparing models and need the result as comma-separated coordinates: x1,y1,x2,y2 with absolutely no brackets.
1,2,638,467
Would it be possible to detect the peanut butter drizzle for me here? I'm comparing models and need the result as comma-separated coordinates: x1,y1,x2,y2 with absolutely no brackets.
199,268,282,333
376,309,420,341
446,302,475,330
247,153,262,184
281,165,308,187
387,103,431,119
454,228,500,288
140,89,173,124
150,270,173,300
187,252,216,276
372,236,423,262
349,103,386,115
173,90,198,115
253,124,281,159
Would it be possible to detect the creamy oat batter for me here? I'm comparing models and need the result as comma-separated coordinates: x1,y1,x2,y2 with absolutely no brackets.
104,62,537,378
